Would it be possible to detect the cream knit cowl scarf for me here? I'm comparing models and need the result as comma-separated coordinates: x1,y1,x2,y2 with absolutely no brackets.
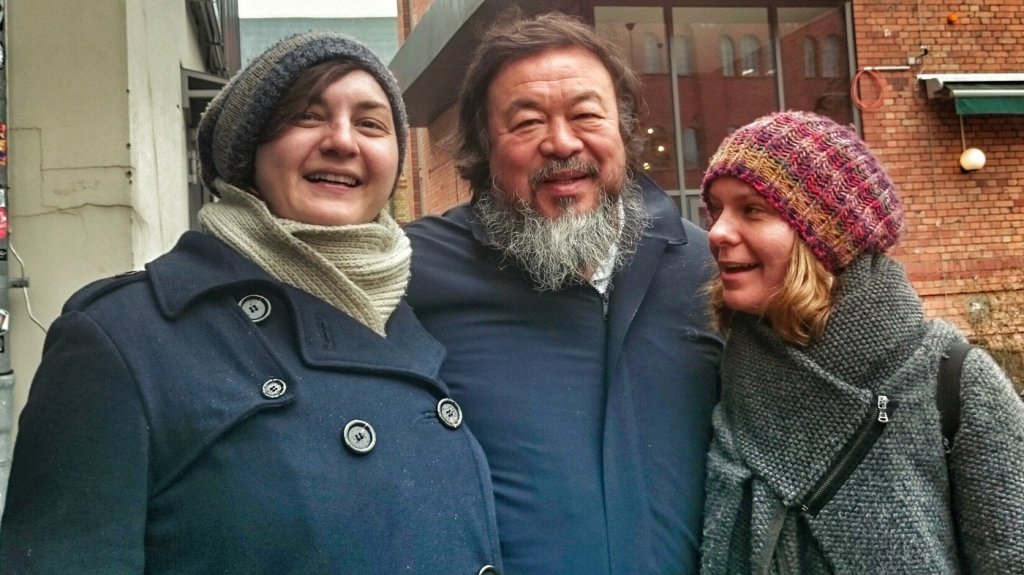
198,181,411,336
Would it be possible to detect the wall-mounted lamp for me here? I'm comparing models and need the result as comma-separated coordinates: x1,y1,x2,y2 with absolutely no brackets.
958,116,986,172
959,147,986,172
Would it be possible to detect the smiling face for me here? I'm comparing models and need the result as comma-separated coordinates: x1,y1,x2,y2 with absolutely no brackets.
253,69,399,226
706,177,797,315
486,46,627,220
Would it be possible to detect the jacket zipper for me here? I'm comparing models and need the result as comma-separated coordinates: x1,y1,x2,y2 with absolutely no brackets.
800,394,898,517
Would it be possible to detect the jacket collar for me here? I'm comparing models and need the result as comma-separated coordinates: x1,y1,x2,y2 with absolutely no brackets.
146,231,277,318
603,173,686,369
721,255,928,505
637,171,689,244
145,232,446,382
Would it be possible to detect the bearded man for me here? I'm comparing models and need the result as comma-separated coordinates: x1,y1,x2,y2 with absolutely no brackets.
405,12,722,575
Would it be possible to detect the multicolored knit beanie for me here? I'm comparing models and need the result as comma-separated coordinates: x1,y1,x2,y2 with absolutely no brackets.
701,111,905,273
197,31,408,194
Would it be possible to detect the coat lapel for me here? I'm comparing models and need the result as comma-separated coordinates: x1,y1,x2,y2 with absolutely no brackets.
289,294,447,385
603,177,689,572
605,175,686,371
148,232,447,390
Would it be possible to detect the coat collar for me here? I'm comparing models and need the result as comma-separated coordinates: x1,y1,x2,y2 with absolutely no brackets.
721,255,928,505
146,232,446,383
604,173,686,376
146,231,272,318
637,171,690,244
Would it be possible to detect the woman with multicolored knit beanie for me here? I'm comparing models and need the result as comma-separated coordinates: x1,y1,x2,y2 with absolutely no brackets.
699,111,1024,574
0,33,501,574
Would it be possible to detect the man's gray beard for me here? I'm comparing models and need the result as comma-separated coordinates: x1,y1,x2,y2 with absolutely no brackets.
473,175,649,292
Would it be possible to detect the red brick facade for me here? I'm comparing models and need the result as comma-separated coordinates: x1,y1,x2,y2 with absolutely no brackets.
851,0,1024,359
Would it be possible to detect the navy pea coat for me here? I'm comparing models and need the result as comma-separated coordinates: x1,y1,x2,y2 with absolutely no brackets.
0,232,502,574
405,179,723,574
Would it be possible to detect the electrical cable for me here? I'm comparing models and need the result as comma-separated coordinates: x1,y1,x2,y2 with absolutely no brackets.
850,68,887,112
9,242,48,334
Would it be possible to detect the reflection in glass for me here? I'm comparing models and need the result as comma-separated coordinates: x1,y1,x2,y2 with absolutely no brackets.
594,6,679,195
674,36,693,76
720,36,736,77
682,128,699,167
822,34,842,78
740,35,761,76
803,37,818,78
674,7,776,195
779,8,852,125
643,32,664,73
590,3,853,227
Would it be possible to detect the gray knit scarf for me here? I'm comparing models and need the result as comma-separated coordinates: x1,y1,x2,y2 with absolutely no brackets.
199,181,411,336
724,253,926,502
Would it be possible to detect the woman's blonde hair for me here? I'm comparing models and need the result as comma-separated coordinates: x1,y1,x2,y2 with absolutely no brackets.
709,239,836,346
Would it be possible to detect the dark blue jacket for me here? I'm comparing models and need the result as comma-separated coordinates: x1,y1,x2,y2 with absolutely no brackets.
405,181,722,574
0,232,502,574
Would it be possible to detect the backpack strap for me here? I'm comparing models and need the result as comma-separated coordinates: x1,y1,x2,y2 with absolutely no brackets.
938,339,974,572
938,340,972,452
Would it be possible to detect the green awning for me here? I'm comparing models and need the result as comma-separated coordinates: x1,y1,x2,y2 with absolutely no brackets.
919,74,1024,116
947,83,1024,115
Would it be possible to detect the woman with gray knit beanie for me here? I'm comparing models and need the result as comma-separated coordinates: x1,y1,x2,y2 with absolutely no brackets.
699,111,1024,574
0,32,501,574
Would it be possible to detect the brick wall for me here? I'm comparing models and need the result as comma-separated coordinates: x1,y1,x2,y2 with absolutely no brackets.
393,0,412,221
409,0,432,29
422,107,473,215
852,0,1024,357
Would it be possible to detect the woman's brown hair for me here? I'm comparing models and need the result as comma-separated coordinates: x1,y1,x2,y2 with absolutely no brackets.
259,60,366,144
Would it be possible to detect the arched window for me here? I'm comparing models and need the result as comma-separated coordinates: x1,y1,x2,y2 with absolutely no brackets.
740,35,761,76
642,32,663,73
673,35,693,76
822,34,842,78
720,36,736,77
682,128,699,167
803,37,818,78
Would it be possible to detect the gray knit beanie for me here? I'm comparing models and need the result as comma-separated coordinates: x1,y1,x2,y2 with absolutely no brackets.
197,31,408,194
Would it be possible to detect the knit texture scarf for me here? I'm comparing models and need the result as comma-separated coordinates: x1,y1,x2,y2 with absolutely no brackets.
198,181,411,336
725,253,925,502
703,253,931,573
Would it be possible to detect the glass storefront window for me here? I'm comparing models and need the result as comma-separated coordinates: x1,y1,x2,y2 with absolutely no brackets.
594,6,680,197
672,7,777,223
779,7,852,125
592,2,853,226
